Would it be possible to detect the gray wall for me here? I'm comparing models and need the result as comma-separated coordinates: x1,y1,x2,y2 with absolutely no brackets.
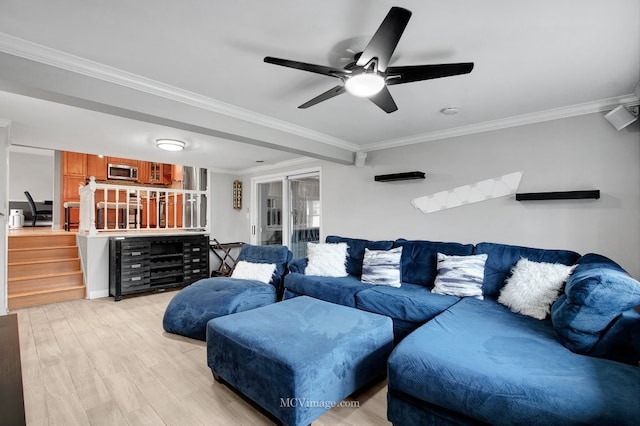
209,171,245,243
208,172,245,272
215,112,640,278
8,149,54,202
1,124,9,315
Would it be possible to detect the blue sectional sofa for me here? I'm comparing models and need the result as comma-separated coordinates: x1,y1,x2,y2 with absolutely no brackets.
163,244,291,340
283,236,640,425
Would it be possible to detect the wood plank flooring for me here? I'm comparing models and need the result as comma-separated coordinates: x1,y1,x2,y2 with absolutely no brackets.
14,291,391,425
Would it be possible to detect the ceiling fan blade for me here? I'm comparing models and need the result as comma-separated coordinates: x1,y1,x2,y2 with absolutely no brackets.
356,7,412,72
368,86,398,113
298,85,346,109
386,63,474,85
264,57,350,78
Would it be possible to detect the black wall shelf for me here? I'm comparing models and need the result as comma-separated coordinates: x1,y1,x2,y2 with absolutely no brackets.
515,190,600,201
375,171,425,182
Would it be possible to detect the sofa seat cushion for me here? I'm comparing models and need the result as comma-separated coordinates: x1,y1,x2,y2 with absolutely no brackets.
474,242,580,298
162,278,277,340
283,272,370,307
355,283,460,324
551,253,640,364
325,235,394,277
388,297,640,425
394,239,474,287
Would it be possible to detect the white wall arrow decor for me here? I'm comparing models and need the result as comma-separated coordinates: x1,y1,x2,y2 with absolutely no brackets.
412,171,523,214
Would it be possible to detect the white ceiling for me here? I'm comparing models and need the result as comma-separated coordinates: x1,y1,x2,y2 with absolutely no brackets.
0,1,638,172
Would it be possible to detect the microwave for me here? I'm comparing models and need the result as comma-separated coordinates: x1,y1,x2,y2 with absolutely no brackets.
108,163,138,181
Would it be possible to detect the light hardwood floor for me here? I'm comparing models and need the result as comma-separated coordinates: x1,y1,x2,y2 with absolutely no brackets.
14,291,391,425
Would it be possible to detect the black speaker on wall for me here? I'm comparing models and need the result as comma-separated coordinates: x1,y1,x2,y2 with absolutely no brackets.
374,171,425,182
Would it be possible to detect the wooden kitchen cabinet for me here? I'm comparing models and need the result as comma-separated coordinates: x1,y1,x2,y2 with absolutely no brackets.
63,151,87,177
86,155,108,180
137,161,150,184
149,162,163,184
107,157,138,167
167,194,183,227
171,164,183,183
148,198,158,227
63,176,85,201
162,164,172,185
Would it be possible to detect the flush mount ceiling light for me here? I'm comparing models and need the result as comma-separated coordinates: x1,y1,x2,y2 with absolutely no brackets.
156,139,185,151
344,73,386,98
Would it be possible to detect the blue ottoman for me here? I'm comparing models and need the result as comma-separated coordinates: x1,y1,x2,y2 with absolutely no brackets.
163,244,291,340
206,296,393,426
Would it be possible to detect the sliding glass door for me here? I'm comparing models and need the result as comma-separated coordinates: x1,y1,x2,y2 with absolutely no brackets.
288,174,320,258
252,170,320,257
255,180,284,246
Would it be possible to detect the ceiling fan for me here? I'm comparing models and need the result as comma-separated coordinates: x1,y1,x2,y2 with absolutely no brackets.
264,7,474,113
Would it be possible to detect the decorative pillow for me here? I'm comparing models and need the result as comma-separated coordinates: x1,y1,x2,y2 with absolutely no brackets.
361,247,403,287
432,253,487,300
231,261,276,285
305,242,348,277
498,258,575,320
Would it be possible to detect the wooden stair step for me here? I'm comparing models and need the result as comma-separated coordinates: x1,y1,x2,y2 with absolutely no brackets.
8,271,84,294
8,233,77,250
8,246,78,263
8,258,81,279
8,285,86,310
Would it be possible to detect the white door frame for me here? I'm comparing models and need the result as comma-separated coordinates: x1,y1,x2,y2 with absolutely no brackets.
250,167,322,247
0,119,11,315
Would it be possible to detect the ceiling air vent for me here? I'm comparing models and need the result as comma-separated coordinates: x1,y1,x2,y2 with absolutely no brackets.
374,171,426,182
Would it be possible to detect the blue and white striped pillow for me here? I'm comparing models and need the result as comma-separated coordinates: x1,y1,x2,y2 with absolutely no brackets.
361,247,403,287
432,253,487,299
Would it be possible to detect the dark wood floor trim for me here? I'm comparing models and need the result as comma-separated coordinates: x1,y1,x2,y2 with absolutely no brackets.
0,313,26,426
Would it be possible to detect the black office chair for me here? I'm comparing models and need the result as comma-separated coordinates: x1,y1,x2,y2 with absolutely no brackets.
24,191,53,227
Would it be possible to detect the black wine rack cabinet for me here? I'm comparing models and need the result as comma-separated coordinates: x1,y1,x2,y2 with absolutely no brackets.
109,234,209,301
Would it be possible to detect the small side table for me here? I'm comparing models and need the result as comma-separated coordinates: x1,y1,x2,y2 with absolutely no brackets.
209,239,244,276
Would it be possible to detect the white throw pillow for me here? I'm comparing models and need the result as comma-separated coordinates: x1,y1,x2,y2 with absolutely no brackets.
231,260,276,285
361,247,403,287
305,242,348,277
432,253,487,300
498,258,575,320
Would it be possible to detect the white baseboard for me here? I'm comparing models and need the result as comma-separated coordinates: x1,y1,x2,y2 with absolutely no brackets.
88,290,109,300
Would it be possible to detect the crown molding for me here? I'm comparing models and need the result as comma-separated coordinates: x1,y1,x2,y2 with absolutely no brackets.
0,32,358,152
364,94,640,152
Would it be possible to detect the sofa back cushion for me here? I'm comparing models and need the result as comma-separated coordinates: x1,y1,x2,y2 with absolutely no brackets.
551,253,640,364
325,236,394,277
474,242,580,298
393,239,474,287
237,244,292,288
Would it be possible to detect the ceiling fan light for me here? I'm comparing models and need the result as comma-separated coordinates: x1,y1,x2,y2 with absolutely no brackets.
156,139,185,151
345,73,385,97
